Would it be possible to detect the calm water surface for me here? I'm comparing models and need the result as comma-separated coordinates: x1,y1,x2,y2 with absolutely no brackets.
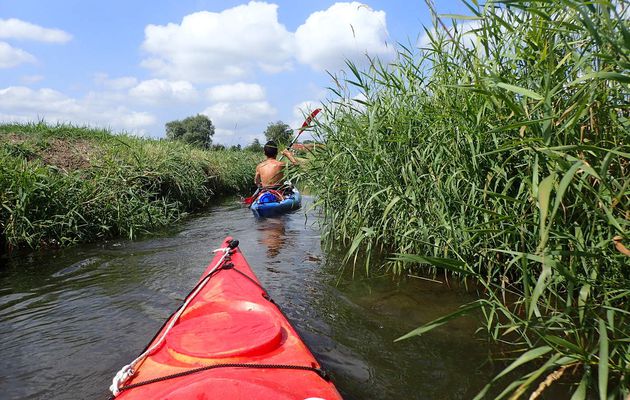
0,196,499,399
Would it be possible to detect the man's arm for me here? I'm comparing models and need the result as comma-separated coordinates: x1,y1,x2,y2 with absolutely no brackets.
254,166,261,186
281,149,299,165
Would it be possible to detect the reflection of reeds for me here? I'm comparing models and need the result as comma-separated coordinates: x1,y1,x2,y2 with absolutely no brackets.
303,1,629,398
0,122,259,250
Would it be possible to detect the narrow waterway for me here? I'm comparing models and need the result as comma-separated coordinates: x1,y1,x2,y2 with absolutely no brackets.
0,196,499,399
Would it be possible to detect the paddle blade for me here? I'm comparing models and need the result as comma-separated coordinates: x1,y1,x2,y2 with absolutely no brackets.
297,108,321,134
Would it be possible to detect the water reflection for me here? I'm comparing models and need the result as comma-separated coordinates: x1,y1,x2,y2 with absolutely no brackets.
256,217,287,258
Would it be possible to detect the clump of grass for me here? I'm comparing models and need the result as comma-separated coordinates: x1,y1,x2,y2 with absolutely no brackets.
303,0,629,398
0,122,259,250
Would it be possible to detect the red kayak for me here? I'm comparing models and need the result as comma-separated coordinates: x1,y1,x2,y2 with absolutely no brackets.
109,237,342,400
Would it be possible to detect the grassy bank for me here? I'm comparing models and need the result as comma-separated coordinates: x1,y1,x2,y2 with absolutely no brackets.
0,122,259,250
304,0,628,398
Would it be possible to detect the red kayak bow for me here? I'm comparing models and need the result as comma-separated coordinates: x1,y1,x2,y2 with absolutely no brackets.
109,237,342,399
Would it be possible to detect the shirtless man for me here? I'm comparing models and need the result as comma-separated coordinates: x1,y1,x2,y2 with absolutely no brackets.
254,141,298,188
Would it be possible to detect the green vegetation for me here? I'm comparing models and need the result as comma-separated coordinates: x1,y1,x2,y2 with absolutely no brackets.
0,122,259,250
264,121,293,147
165,114,215,148
304,0,629,398
245,138,264,152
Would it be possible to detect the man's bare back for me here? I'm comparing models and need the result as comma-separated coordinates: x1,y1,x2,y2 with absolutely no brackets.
255,158,286,187
254,142,298,188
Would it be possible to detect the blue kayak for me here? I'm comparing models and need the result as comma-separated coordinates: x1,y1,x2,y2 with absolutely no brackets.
251,188,302,217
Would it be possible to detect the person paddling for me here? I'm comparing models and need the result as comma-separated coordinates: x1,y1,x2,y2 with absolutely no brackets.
244,107,321,206
254,140,298,190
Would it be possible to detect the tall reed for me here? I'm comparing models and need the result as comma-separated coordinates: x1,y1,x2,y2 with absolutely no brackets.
303,1,629,398
0,122,259,250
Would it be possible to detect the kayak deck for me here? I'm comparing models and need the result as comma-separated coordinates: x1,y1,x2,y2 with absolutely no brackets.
111,237,341,400
251,188,302,218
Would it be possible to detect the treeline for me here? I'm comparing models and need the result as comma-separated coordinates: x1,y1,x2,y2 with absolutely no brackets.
165,114,309,152
164,114,263,151
304,0,628,399
0,122,259,251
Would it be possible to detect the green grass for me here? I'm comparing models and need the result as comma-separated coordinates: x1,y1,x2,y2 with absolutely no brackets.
302,0,629,398
0,122,260,250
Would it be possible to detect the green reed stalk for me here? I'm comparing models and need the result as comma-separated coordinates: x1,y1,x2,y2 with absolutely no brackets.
303,0,629,397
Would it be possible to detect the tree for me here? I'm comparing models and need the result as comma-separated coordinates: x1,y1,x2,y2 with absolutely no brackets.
165,114,214,148
245,138,263,152
263,121,293,147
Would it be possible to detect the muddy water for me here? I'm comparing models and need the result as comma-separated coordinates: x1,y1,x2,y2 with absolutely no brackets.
0,196,499,399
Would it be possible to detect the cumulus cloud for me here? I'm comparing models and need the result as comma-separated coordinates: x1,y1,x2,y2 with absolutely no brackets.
0,3,401,143
200,81,276,144
0,42,35,68
212,128,247,145
141,1,294,82
418,20,481,50
20,74,44,84
129,79,198,104
206,82,265,103
202,100,275,130
0,86,155,131
94,73,139,91
0,18,72,42
139,2,396,78
295,2,394,71
0,18,71,69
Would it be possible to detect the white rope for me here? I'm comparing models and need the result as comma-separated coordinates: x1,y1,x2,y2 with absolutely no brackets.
110,246,232,396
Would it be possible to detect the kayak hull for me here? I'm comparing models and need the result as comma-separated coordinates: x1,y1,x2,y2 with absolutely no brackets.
251,189,302,218
112,236,341,400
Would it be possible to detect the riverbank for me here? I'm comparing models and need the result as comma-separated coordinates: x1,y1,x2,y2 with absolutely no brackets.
303,1,629,398
0,122,259,251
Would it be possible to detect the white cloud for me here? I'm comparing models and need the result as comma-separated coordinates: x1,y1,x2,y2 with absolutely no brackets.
201,81,276,144
129,79,197,104
418,20,480,50
206,82,265,103
141,1,294,82
202,100,275,130
0,19,71,69
0,41,35,68
0,86,155,131
0,87,75,112
0,18,72,43
295,2,394,71
212,128,241,145
20,74,44,84
94,73,139,91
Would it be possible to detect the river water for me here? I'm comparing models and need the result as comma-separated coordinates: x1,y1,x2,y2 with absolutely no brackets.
0,196,499,399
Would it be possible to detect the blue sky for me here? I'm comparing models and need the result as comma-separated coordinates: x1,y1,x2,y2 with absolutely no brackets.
0,1,467,145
